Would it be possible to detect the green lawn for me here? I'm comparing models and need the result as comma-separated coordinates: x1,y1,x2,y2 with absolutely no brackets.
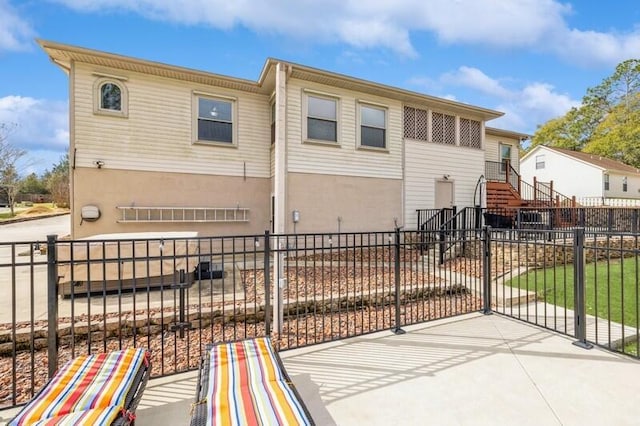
505,257,640,353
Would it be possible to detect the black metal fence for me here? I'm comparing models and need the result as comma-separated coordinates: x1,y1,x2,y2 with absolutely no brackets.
484,206,640,233
1,227,640,408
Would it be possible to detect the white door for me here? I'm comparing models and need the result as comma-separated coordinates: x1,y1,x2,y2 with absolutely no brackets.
435,180,454,209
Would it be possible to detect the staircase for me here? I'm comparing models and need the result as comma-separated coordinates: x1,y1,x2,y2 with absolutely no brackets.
486,181,528,208
485,161,575,210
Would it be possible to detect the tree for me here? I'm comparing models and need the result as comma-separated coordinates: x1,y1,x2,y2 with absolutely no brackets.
530,59,640,157
583,93,640,167
45,154,69,208
0,123,27,216
20,172,49,195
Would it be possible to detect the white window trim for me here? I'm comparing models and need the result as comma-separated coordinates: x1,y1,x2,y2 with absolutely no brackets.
93,78,128,118
302,89,341,146
192,91,238,148
357,100,389,152
535,154,545,169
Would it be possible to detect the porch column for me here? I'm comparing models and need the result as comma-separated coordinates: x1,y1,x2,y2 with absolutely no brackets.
273,62,288,335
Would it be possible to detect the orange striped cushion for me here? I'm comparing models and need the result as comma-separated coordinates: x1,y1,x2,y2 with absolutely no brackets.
205,337,311,426
10,348,147,426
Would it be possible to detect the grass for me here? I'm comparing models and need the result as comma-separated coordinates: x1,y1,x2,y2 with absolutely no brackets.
505,257,640,353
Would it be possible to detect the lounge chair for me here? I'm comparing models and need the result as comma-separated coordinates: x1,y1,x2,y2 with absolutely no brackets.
190,337,314,426
9,347,151,425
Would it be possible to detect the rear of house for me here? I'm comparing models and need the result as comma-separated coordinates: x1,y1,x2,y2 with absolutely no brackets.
40,40,508,238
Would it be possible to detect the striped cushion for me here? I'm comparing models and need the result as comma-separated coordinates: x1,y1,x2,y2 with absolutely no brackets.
10,348,147,426
206,337,311,426
28,406,123,425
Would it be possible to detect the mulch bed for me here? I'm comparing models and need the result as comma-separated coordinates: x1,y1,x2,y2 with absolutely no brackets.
0,294,479,408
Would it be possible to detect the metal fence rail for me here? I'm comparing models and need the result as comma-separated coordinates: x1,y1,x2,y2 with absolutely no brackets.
1,226,640,408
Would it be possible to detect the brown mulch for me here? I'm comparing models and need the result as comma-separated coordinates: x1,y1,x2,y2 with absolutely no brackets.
289,247,422,263
242,267,443,302
0,295,479,408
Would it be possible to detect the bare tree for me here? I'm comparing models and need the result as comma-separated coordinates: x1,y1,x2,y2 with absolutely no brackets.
0,123,28,216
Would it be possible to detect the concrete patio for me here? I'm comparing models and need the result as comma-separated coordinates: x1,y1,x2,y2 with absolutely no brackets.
2,312,639,425
60,312,640,425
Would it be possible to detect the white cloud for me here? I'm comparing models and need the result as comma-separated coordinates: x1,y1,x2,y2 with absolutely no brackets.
52,0,639,65
0,0,35,52
412,66,580,133
442,67,512,99
0,96,69,171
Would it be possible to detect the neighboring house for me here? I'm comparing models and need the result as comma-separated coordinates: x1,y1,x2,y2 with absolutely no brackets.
520,146,640,201
40,40,513,238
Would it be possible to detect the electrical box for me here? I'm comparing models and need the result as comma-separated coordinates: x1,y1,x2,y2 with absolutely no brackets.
80,205,101,221
292,210,300,223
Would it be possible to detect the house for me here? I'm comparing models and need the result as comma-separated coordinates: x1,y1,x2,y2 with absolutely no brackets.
40,39,520,238
520,146,640,204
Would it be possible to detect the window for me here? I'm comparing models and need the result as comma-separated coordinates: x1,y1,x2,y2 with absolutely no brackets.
623,177,628,192
535,154,545,169
93,78,128,117
196,96,234,144
500,144,512,172
101,83,121,111
359,104,386,149
604,174,610,191
306,94,338,142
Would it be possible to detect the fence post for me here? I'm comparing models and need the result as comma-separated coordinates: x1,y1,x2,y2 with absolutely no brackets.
263,231,271,335
572,227,593,349
608,209,613,232
46,235,58,378
392,227,406,335
482,226,492,314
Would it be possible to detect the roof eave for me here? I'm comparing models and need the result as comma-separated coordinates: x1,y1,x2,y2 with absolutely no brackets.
37,38,267,94
275,59,504,121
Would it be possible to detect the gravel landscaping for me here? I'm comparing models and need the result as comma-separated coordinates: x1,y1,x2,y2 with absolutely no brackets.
0,292,479,407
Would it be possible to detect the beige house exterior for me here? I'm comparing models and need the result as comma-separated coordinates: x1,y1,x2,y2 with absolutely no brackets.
485,127,525,173
40,40,513,238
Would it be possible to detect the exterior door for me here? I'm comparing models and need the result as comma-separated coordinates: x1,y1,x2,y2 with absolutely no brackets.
435,180,454,209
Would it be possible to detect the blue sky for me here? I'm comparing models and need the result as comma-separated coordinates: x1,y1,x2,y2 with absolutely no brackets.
1,0,639,175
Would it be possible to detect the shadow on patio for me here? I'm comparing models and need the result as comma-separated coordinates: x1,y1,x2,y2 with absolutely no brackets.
125,312,640,426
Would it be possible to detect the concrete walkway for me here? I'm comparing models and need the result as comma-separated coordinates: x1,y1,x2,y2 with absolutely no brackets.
4,312,634,425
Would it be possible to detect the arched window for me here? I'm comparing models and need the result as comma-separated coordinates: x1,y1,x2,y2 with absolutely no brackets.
100,83,122,111
93,77,128,117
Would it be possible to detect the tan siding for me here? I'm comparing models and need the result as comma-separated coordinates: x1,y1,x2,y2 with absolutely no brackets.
71,168,270,238
285,79,403,179
404,141,484,229
73,63,271,178
288,173,401,233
